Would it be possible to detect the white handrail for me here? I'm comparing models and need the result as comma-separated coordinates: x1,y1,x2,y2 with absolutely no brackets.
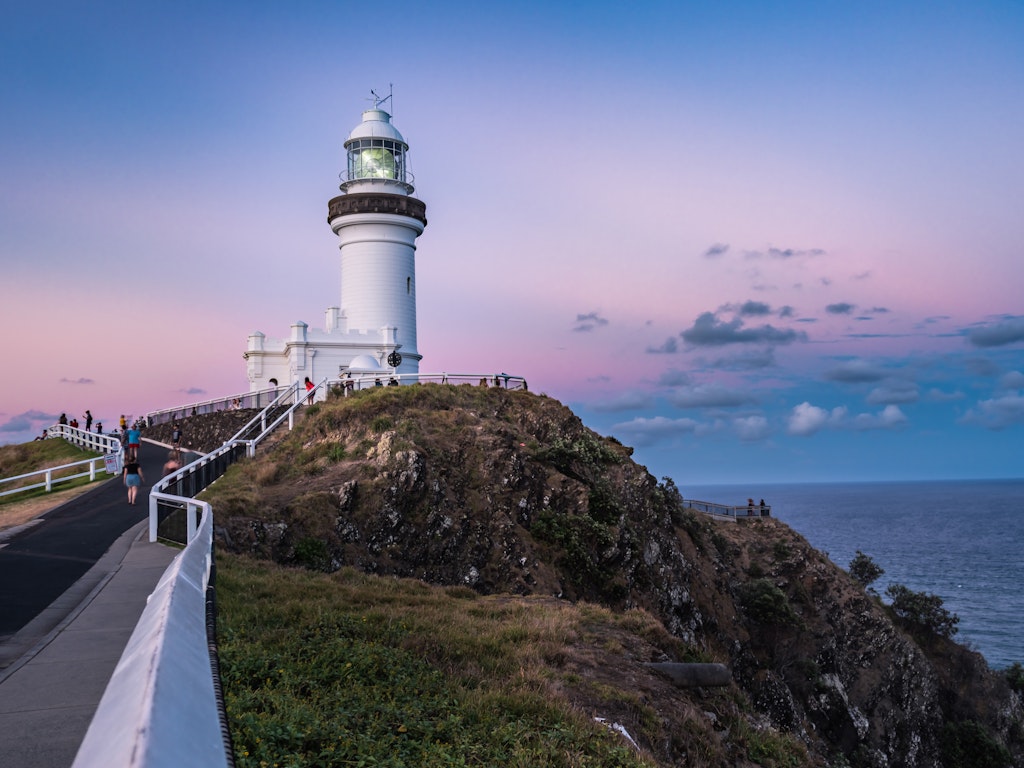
0,427,123,499
72,504,228,768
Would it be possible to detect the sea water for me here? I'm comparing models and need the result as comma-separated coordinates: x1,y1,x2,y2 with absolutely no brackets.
683,478,1023,670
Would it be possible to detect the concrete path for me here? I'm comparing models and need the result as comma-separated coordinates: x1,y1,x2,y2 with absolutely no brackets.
0,524,176,767
0,441,182,767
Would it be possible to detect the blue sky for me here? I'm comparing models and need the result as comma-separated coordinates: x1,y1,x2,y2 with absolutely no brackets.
1,1,1022,484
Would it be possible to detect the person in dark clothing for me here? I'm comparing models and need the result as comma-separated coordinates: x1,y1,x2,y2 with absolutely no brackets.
123,458,145,505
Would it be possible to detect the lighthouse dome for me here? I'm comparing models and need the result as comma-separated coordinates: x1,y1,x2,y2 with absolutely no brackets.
347,109,406,145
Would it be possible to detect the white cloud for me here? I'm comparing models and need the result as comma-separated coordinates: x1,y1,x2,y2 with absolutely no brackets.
960,394,1024,430
611,415,700,446
733,415,770,441
787,402,846,436
852,405,908,430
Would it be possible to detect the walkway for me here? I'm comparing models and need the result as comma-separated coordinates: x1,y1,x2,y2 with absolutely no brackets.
0,443,178,768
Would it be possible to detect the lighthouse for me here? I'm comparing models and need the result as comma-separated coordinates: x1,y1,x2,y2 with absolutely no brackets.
245,96,428,390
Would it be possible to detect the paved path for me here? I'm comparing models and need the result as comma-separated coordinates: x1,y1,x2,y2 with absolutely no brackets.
0,442,181,767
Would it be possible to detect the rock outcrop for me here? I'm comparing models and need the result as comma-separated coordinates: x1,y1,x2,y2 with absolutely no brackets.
195,384,1022,767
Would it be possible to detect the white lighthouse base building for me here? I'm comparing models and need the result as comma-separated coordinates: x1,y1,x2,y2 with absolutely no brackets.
245,317,415,390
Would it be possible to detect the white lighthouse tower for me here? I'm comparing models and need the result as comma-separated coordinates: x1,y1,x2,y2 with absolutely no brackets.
245,95,428,390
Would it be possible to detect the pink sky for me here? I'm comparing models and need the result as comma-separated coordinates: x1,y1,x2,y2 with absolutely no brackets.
2,2,1022,482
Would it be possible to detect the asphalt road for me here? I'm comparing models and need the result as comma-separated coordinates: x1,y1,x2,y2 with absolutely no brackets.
0,443,166,640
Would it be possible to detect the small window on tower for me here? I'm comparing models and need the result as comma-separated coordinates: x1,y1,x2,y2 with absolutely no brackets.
407,276,411,294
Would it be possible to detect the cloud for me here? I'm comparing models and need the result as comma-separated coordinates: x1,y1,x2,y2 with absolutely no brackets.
611,415,700,446
589,391,655,413
703,348,777,371
787,402,847,436
822,359,888,383
182,387,207,395
960,394,1024,430
667,384,757,409
852,405,908,431
657,369,691,387
733,415,770,441
925,388,965,402
965,357,1001,377
573,312,609,333
788,401,910,435
738,301,772,317
680,312,805,347
59,377,95,385
744,246,827,260
826,302,856,315
770,247,826,259
704,243,729,258
866,383,919,405
0,409,58,433
778,305,795,318
997,370,1024,390
646,337,678,354
966,317,1024,348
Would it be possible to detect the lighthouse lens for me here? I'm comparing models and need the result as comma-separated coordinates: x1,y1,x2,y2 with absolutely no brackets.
360,147,396,179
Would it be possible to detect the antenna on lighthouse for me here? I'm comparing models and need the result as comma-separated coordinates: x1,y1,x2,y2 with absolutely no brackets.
370,84,394,112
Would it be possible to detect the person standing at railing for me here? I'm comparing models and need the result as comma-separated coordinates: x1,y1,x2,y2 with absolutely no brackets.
123,457,145,505
305,376,315,404
84,409,93,433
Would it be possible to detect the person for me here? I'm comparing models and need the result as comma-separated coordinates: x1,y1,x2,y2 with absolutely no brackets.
59,413,68,426
34,430,47,441
84,410,93,432
305,376,315,404
123,457,145,505
126,424,141,460
388,377,399,386
747,498,755,516
119,414,127,432
759,499,766,516
69,417,79,429
95,421,103,434
162,450,181,477
171,422,182,450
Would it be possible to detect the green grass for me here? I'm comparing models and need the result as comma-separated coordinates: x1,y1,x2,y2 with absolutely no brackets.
0,439,105,504
217,552,659,768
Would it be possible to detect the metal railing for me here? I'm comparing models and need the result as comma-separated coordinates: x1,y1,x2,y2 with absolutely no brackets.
145,386,285,426
0,427,123,500
685,498,771,521
326,371,528,394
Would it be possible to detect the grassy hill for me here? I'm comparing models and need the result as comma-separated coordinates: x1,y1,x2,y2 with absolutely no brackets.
195,384,1021,767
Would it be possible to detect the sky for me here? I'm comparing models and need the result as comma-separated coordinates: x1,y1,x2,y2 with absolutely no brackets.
2,1,1022,485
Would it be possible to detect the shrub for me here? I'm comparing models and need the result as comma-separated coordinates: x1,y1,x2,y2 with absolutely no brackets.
848,551,884,589
370,416,393,433
737,578,801,628
940,720,1011,768
885,583,959,638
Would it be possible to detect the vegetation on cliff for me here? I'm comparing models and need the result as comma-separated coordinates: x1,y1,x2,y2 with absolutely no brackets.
195,384,1022,767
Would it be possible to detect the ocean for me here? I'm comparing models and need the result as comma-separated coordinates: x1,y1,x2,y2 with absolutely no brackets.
684,478,1023,671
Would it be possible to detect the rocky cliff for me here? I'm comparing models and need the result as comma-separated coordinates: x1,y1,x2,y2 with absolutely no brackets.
186,384,1022,767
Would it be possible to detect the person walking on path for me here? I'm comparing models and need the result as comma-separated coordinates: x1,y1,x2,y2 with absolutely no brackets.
171,422,182,450
126,424,141,460
305,376,315,405
123,457,145,505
